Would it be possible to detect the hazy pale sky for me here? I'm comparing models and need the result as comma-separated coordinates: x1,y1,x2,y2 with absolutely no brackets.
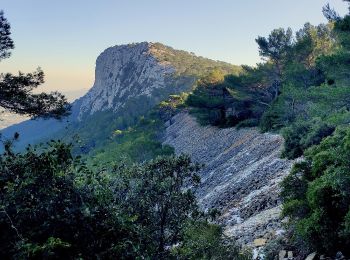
0,0,349,92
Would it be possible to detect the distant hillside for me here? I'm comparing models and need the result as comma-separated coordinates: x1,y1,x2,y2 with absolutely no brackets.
0,42,240,152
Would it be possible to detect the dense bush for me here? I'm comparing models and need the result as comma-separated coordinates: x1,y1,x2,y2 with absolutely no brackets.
186,68,269,127
172,221,250,260
89,116,174,166
281,119,335,159
0,142,246,259
282,127,350,256
186,22,336,134
0,142,131,259
186,70,230,126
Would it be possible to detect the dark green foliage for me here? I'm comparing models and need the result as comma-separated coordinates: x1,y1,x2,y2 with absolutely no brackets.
111,155,201,258
255,27,293,99
281,122,310,158
0,142,244,259
282,127,350,256
281,119,335,159
0,70,71,119
259,103,286,132
187,67,275,127
256,28,293,64
316,16,350,86
171,221,251,260
0,142,133,259
0,10,14,60
186,22,335,132
186,71,230,126
323,3,341,22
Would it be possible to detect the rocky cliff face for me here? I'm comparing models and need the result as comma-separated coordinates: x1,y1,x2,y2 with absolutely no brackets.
79,43,177,118
163,112,294,247
77,42,239,121
2,42,235,149
77,42,239,120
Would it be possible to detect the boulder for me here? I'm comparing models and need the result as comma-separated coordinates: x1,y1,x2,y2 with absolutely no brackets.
254,238,267,247
305,252,317,260
279,250,287,260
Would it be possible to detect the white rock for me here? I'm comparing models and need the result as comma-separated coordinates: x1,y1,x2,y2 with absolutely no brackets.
78,42,176,119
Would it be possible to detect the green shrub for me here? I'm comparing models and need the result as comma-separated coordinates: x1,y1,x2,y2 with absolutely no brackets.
0,142,132,259
281,127,350,256
172,221,251,260
0,142,248,259
281,120,335,159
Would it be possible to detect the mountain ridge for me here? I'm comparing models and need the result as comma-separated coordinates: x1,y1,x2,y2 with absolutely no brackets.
0,42,240,151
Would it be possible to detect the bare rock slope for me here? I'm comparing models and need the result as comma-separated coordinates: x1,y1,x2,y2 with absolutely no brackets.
163,112,294,246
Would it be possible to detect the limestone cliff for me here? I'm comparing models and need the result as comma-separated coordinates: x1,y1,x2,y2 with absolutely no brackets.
1,42,237,149
78,42,238,119
79,43,176,118
163,112,294,247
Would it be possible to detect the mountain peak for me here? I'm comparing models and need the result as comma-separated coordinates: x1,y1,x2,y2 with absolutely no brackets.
78,42,239,119
1,42,240,149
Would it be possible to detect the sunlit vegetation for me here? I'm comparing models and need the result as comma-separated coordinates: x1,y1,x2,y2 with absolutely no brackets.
150,42,242,77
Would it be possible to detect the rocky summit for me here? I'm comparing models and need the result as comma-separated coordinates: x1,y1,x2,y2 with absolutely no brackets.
78,42,238,119
163,112,294,246
79,43,176,118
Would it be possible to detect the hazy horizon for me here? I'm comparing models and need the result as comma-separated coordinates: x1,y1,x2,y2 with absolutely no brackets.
1,0,349,93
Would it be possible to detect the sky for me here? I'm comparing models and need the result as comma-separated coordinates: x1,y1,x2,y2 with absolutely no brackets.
0,0,349,93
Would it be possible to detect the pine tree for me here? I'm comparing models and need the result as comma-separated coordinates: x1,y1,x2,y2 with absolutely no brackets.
0,10,70,119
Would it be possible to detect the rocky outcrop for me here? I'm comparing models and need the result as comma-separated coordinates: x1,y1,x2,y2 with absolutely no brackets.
78,42,238,120
79,43,177,118
163,112,294,246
